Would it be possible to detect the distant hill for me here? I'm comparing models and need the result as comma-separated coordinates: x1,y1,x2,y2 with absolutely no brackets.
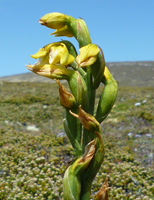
0,61,154,87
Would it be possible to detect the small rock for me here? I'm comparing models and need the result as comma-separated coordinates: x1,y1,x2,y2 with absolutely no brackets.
135,134,142,138
43,105,48,109
134,148,138,152
142,99,147,103
26,125,39,132
4,120,14,126
16,122,22,126
148,153,153,159
4,120,9,124
127,132,133,137
134,102,141,107
57,132,66,137
146,134,152,138
0,171,5,175
120,98,125,102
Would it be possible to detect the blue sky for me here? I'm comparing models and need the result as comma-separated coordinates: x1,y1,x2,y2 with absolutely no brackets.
0,0,154,77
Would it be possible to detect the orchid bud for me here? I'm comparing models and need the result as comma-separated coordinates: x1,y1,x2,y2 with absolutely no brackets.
92,46,106,89
76,18,92,47
66,17,92,47
39,12,92,47
68,71,88,111
39,12,67,29
95,66,118,123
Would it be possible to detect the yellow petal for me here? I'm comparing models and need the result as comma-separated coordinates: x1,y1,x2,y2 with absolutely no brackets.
38,54,49,65
78,44,99,62
30,42,75,68
79,56,97,67
59,44,69,65
31,49,46,59
49,46,62,64
50,25,73,37
31,43,53,59
49,43,75,66
64,54,75,66
76,44,99,67
103,66,112,81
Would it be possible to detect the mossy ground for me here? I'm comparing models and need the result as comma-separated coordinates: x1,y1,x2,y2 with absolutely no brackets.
0,82,153,200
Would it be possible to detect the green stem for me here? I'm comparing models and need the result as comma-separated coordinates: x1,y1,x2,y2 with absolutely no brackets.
66,14,104,199
70,61,87,78
81,66,96,153
82,129,96,154
65,108,82,144
85,67,95,115
80,179,92,200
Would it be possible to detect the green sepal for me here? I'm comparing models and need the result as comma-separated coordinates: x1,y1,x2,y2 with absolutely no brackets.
80,132,105,200
63,165,81,200
84,136,104,182
68,71,88,111
66,16,91,47
92,49,105,89
61,40,78,58
76,19,92,47
63,140,96,200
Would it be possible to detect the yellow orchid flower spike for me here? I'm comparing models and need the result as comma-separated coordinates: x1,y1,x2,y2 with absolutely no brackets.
26,12,119,200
